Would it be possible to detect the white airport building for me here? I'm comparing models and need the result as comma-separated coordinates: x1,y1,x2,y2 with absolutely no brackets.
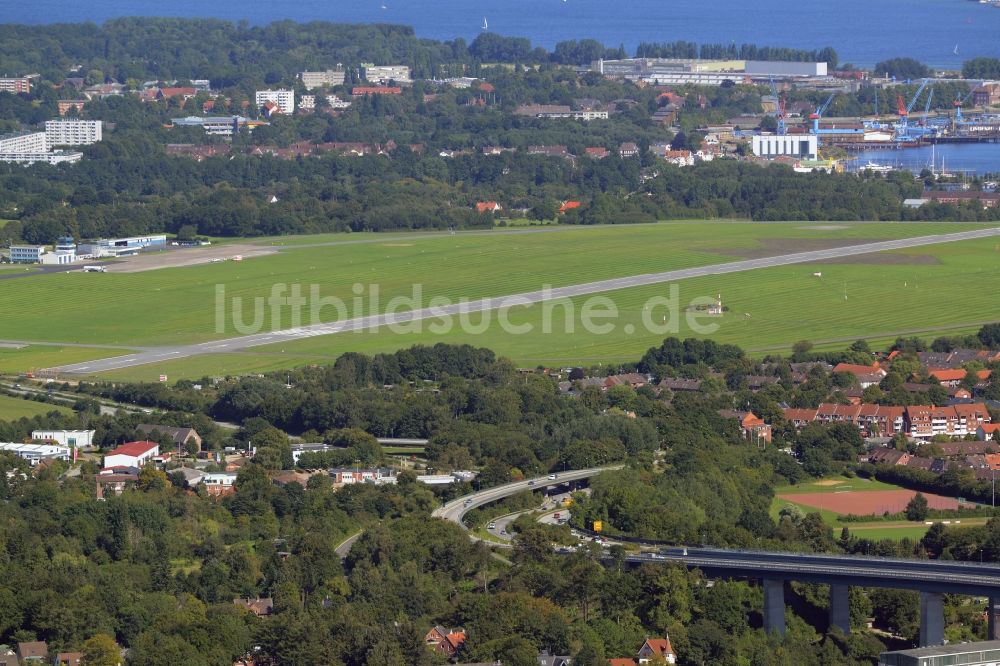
45,119,103,146
9,245,47,263
255,89,295,115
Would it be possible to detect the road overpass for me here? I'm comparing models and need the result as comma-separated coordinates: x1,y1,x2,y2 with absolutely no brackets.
438,465,1000,647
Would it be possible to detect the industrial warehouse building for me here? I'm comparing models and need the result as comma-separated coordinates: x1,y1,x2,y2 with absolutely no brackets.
752,134,819,160
0,443,71,465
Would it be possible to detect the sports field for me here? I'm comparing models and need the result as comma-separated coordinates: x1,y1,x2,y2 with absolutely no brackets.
770,475,987,541
0,393,72,418
2,222,999,379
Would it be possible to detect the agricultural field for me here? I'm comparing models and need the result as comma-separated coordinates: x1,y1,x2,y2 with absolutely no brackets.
2,221,999,379
0,393,72,419
770,475,988,541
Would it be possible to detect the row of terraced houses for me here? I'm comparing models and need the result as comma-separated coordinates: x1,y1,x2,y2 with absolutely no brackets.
784,402,992,439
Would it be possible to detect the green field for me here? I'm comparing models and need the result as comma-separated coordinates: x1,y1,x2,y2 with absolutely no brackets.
3,222,1000,379
91,234,1000,380
0,393,72,419
0,344,136,375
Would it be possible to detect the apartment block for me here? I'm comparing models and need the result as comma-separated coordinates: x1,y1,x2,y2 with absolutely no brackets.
299,69,346,89
0,77,31,94
45,119,102,146
255,89,295,115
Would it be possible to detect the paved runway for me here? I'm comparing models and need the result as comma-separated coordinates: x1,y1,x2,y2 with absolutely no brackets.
49,226,1000,374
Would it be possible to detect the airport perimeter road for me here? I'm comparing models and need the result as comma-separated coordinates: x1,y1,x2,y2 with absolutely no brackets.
433,466,622,527
52,226,1000,374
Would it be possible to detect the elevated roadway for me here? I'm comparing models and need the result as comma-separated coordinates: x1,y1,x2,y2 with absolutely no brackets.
439,465,1000,647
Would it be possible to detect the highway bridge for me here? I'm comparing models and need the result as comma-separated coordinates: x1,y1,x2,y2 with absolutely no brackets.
438,466,1000,647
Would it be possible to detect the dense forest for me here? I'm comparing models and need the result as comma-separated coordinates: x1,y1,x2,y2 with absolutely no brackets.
6,334,1000,663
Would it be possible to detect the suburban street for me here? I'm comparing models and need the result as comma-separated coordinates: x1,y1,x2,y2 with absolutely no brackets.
44,225,1000,374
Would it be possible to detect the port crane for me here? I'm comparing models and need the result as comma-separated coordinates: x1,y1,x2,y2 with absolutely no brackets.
953,84,978,124
809,93,835,134
894,79,929,139
768,76,787,135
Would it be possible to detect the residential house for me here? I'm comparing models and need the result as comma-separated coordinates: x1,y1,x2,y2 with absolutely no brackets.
0,648,15,666
103,441,159,468
476,201,502,213
16,642,47,662
137,424,202,452
610,637,676,666
638,638,676,664
95,467,140,498
234,597,273,618
57,100,87,116
537,650,572,666
718,410,772,443
203,472,239,497
783,407,819,429
928,368,991,387
425,626,466,659
979,424,1000,441
618,142,640,158
157,87,197,101
584,146,610,159
658,378,702,394
55,653,82,666
832,363,886,388
868,447,913,466
918,349,1000,369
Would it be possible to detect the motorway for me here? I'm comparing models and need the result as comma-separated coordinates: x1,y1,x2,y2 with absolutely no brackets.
432,466,622,527
46,226,1000,374
436,465,1000,597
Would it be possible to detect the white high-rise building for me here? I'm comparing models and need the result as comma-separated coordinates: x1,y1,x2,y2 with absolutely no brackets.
0,131,48,153
45,119,103,146
255,89,295,115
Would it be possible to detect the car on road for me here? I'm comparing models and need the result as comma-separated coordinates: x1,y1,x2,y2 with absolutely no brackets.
527,480,535,486
500,529,507,536
547,474,557,480
487,522,496,530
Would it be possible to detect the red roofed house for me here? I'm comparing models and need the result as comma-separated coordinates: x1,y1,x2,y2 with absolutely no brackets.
784,407,819,429
476,201,501,213
638,638,676,664
929,368,990,387
103,441,160,468
157,87,197,101
719,410,772,443
979,424,1000,441
585,146,610,159
477,82,495,93
424,626,466,659
558,201,582,214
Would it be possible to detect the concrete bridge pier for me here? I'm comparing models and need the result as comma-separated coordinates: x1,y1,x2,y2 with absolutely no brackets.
989,597,1000,640
919,591,944,647
763,578,785,636
829,584,851,634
